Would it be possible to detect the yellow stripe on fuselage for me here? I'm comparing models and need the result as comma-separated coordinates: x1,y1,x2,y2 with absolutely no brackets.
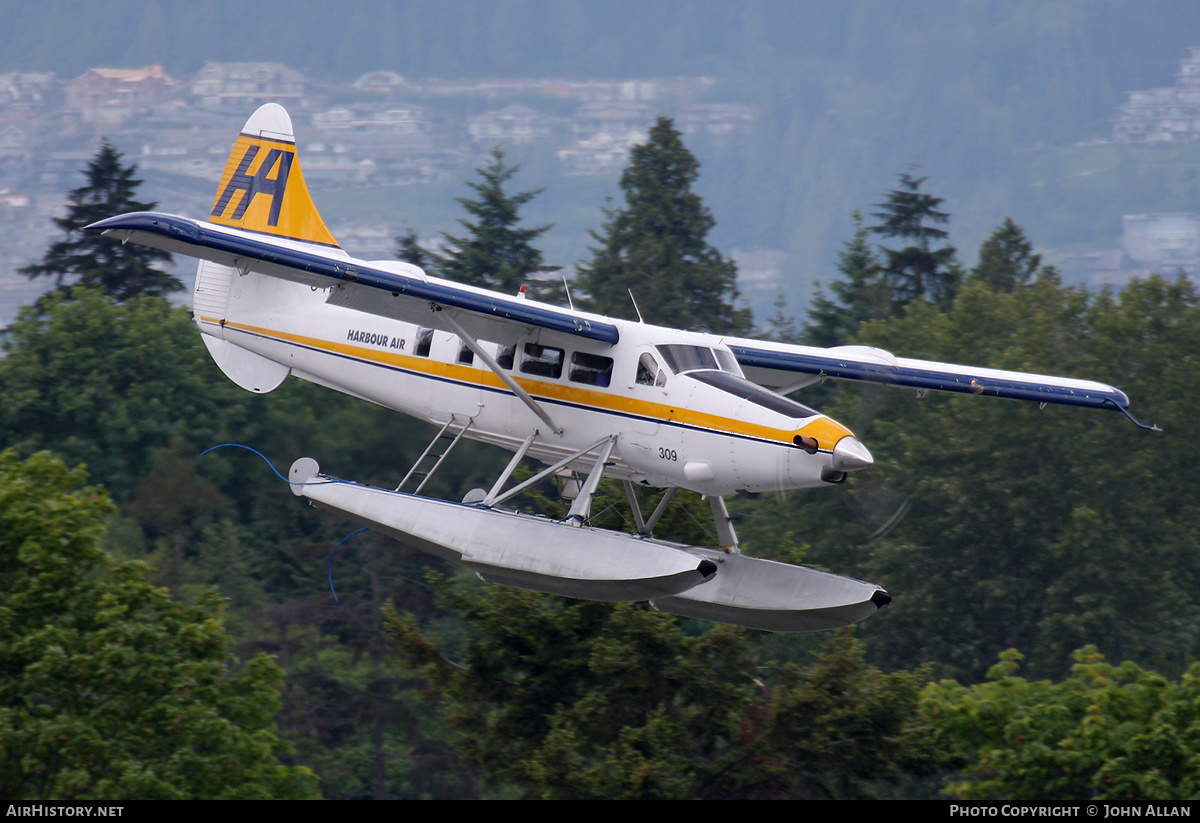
206,318,853,449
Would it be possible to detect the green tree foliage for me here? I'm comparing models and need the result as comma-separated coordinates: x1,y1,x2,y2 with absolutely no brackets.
783,272,1200,681
388,578,943,799
869,172,959,311
576,117,751,334
924,647,1200,800
395,227,428,269
971,217,1050,293
0,450,320,800
0,282,507,797
19,141,180,302
804,210,887,346
0,289,243,498
431,148,555,293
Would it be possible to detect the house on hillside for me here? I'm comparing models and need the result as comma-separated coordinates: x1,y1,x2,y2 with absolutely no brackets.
1123,213,1200,267
66,66,175,125
1114,46,1200,144
468,104,552,146
352,71,416,95
679,103,755,136
571,102,655,142
191,62,306,111
0,73,59,115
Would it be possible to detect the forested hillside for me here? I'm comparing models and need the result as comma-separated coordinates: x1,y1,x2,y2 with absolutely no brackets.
4,110,1200,798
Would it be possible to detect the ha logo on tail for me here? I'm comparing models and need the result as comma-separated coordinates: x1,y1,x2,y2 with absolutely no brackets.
209,103,340,248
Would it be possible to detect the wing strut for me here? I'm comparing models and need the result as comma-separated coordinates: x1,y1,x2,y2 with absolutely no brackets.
483,432,538,506
483,435,616,509
436,305,563,435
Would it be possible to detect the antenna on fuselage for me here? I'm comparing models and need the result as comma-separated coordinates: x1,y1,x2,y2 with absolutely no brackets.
628,289,645,323
563,275,575,311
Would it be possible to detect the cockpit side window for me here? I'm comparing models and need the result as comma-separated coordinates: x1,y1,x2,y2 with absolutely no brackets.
636,352,664,387
714,348,741,375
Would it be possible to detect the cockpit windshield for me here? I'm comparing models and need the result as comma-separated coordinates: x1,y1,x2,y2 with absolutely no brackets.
685,370,820,419
657,344,740,375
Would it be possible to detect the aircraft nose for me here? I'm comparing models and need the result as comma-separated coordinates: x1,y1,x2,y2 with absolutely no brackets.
830,436,874,472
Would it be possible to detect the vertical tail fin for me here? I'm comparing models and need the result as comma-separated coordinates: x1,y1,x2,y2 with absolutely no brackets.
209,103,340,249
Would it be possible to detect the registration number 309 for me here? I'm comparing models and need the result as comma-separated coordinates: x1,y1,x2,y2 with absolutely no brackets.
658,447,678,462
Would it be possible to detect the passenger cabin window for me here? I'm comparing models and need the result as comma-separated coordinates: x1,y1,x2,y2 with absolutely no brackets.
415,327,433,357
569,352,613,387
496,344,516,369
636,352,666,387
457,340,474,365
519,343,564,379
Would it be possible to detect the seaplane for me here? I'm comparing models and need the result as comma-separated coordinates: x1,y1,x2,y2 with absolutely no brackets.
89,104,1144,632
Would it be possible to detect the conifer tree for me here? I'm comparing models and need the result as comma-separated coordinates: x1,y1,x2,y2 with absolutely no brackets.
430,147,554,293
804,210,888,346
869,172,958,311
21,140,179,302
971,217,1048,293
576,117,751,335
395,227,428,270
0,450,320,800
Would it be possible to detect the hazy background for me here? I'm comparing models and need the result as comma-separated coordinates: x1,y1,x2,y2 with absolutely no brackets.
3,0,1199,323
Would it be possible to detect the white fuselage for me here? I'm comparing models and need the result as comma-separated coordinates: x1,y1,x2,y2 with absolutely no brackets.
196,261,855,496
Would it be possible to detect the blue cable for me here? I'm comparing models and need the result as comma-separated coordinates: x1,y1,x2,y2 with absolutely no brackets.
199,443,336,485
201,442,361,602
328,527,370,603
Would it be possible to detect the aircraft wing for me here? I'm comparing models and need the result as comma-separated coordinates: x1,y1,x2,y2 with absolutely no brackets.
722,337,1130,412
88,211,620,346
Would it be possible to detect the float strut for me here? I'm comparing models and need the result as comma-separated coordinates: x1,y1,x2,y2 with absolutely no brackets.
565,436,617,525
708,494,740,554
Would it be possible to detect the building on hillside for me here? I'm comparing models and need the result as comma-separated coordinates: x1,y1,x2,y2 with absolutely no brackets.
0,73,59,116
557,129,647,175
352,71,416,95
679,103,755,136
1122,212,1200,267
570,102,655,142
1114,46,1200,144
312,105,432,138
330,222,408,259
191,62,306,111
66,66,175,125
468,104,552,146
